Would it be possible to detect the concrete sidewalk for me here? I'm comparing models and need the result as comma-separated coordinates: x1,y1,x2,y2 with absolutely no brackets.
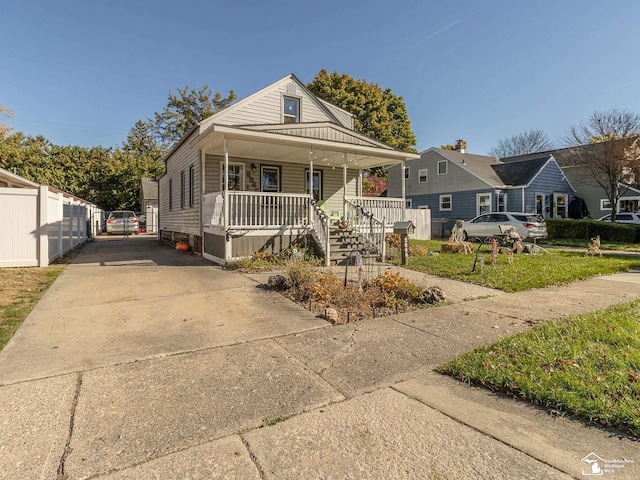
1,236,640,479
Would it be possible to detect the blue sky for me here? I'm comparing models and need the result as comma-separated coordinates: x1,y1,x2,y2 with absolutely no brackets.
2,0,640,155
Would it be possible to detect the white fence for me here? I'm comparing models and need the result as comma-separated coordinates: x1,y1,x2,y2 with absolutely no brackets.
404,208,431,240
0,185,101,267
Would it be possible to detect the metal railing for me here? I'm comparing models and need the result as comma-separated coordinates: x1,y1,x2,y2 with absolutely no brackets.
344,199,386,260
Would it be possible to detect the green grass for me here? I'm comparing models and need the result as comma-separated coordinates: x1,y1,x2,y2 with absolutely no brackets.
438,301,640,437
0,266,65,352
404,240,640,292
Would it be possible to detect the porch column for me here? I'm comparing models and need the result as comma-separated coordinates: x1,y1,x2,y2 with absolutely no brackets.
343,154,348,220
223,139,229,228
308,148,314,224
358,169,363,197
200,151,206,255
401,160,406,219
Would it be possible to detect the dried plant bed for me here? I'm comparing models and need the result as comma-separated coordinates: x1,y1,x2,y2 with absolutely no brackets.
268,263,445,324
439,301,640,437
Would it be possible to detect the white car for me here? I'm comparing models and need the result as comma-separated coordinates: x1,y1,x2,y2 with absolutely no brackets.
597,213,640,224
462,212,547,241
106,210,139,234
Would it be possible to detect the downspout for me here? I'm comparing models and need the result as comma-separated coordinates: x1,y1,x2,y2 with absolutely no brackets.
522,187,525,213
200,150,206,256
401,160,406,221
343,154,348,220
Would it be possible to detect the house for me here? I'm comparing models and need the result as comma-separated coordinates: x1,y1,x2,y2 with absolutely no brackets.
158,74,418,265
0,167,101,267
387,142,575,222
502,142,640,219
139,177,158,233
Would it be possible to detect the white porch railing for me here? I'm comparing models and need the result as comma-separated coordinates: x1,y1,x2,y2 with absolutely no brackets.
346,196,404,226
345,199,386,260
203,191,311,228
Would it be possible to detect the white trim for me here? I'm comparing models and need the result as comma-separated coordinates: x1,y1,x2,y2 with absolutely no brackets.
554,192,569,218
418,168,428,183
439,194,452,211
476,192,491,216
600,198,612,210
282,94,301,124
497,192,507,212
220,161,245,191
437,160,448,175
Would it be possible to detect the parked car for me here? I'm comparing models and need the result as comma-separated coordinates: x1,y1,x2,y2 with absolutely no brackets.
461,212,547,241
597,212,640,224
106,210,139,234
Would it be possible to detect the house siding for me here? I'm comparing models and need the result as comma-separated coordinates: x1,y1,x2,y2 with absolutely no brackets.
525,161,573,216
159,134,201,239
213,79,332,126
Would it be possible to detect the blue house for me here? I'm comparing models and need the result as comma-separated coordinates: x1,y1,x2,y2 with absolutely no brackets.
387,145,575,222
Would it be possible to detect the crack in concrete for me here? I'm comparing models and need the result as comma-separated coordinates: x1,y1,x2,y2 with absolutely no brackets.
240,435,267,479
56,371,83,480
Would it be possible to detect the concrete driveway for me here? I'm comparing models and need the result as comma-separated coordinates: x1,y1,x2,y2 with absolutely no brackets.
1,235,639,479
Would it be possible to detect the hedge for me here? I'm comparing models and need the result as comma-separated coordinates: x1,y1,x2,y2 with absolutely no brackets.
545,219,640,243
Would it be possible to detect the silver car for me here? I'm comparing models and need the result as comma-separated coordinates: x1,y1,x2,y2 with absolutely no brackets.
597,212,640,224
462,212,547,241
106,210,139,234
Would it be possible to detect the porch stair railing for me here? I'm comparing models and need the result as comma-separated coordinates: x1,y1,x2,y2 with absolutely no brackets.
309,200,331,266
344,199,386,261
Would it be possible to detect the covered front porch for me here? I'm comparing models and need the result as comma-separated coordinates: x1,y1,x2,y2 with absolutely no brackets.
195,124,417,264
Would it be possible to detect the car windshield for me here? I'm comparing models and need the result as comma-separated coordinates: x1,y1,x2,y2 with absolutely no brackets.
512,214,543,223
110,212,135,220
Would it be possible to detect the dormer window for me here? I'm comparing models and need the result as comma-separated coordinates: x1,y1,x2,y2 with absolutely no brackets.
283,96,300,123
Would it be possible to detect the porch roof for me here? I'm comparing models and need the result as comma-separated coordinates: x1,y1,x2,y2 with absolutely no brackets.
194,123,418,169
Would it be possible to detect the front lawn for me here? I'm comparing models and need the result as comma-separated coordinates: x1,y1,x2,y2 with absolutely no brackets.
439,301,640,437
404,240,640,292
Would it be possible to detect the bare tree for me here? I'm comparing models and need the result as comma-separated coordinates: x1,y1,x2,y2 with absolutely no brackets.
0,104,14,139
565,108,640,221
488,129,554,158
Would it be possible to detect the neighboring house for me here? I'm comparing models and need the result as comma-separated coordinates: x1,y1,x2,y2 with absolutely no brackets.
502,142,640,219
387,144,575,221
139,177,159,233
158,74,418,265
0,167,102,267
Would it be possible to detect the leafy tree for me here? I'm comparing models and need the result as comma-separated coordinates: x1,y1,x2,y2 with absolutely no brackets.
307,69,416,177
565,108,640,221
488,129,553,158
152,84,237,150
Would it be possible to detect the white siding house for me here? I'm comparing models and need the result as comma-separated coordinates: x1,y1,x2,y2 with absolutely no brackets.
158,74,418,264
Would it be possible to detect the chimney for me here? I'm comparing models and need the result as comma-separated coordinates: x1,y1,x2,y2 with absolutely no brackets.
455,139,466,154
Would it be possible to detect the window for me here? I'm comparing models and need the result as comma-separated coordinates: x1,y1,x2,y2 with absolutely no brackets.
554,193,568,218
283,96,300,123
168,179,173,210
220,163,245,191
497,193,507,212
439,194,452,211
536,193,545,215
438,160,448,175
180,171,185,208
404,166,410,180
405,199,412,208
189,165,195,207
418,205,429,209
305,169,322,201
477,193,491,216
261,165,280,192
418,168,428,183
600,199,611,210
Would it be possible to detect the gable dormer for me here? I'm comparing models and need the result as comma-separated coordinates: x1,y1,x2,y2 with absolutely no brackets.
199,74,353,131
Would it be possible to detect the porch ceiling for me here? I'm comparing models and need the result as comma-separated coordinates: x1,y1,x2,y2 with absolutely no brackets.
194,124,418,169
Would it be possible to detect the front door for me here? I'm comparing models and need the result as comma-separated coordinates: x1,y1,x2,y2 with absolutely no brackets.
305,169,323,201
